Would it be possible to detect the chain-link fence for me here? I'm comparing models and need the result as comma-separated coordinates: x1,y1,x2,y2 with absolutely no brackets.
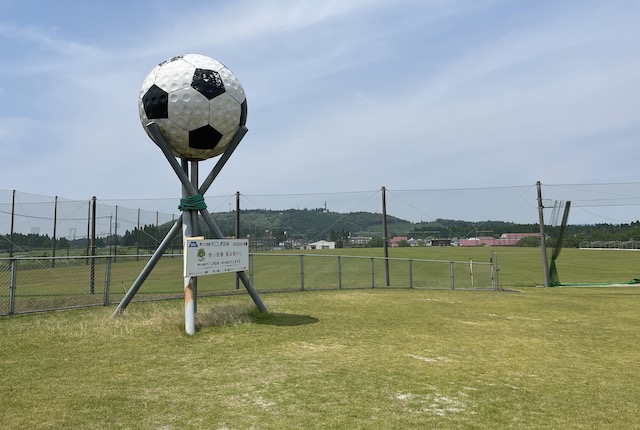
3,182,639,306
0,253,497,315
4,183,640,258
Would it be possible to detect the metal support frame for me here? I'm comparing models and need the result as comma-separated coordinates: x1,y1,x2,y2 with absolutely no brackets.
537,181,550,288
112,123,268,328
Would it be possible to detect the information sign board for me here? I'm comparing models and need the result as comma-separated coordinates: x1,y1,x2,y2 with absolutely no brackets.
184,238,249,277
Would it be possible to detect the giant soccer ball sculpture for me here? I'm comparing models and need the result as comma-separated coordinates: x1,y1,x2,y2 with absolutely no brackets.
138,54,248,160
114,54,266,335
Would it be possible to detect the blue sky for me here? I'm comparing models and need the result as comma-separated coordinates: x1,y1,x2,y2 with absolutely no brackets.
1,0,639,205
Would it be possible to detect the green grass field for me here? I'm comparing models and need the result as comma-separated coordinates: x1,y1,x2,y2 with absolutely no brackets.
2,245,640,314
1,247,640,428
1,287,640,429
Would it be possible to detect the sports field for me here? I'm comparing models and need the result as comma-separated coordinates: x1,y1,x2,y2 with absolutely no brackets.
4,246,640,316
2,277,640,428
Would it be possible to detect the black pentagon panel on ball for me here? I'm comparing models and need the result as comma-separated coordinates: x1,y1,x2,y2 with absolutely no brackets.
191,68,226,100
239,100,248,126
189,125,223,149
142,85,169,119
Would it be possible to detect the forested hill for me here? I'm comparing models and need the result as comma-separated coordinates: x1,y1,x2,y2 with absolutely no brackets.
207,208,540,242
3,209,639,253
207,208,640,246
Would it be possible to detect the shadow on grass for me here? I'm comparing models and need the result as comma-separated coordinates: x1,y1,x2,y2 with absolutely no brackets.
252,312,319,327
193,305,318,330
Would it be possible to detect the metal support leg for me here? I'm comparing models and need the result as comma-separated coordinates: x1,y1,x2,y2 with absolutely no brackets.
111,219,182,317
148,122,268,314
114,124,258,325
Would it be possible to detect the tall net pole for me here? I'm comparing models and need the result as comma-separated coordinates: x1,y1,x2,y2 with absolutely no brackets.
382,186,390,287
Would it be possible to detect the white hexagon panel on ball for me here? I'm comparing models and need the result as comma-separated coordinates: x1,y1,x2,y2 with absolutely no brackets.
138,54,247,161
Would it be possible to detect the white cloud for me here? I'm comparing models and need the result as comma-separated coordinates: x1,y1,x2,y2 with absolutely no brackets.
1,0,639,213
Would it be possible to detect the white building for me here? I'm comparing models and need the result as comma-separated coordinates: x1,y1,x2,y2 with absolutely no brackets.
306,240,336,250
348,236,372,246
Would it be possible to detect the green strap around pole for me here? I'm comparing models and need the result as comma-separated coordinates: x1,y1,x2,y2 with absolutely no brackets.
178,194,207,211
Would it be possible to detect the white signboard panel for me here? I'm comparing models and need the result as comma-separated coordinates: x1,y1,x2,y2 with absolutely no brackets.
184,238,249,277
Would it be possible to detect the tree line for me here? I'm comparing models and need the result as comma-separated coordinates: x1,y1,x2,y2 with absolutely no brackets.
3,210,640,253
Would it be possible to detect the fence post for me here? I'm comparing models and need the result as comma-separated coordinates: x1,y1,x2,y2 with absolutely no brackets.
450,261,455,289
337,256,342,289
235,191,240,290
103,256,112,306
371,257,375,288
114,205,118,263
136,208,141,261
409,259,413,289
8,258,17,315
299,255,305,291
492,252,500,290
249,254,254,287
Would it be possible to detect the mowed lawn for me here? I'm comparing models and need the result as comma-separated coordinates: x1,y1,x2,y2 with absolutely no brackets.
1,286,640,429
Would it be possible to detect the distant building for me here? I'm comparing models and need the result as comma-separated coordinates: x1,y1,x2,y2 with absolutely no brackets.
348,236,372,247
430,239,453,247
407,238,420,247
459,233,541,247
459,236,496,247
389,236,408,247
306,240,336,250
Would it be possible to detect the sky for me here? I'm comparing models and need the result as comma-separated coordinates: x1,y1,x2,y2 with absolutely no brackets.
1,0,639,222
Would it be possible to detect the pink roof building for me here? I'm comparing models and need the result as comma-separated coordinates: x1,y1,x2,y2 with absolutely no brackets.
389,236,408,247
460,233,541,247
